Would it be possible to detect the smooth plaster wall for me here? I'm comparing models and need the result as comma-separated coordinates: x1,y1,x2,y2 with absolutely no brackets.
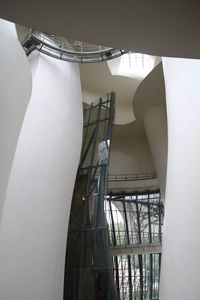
82,88,103,104
144,105,168,199
0,52,83,300
109,135,155,175
0,19,32,221
160,58,200,300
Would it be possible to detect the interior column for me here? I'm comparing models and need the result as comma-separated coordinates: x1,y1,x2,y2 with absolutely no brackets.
160,57,200,300
0,19,32,218
0,51,83,300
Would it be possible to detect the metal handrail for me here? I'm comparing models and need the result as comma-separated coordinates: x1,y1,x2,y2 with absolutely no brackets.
108,232,163,247
108,172,157,182
22,30,127,63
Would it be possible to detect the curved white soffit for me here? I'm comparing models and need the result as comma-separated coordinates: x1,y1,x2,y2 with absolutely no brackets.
80,61,137,125
133,62,165,122
107,55,161,124
115,95,136,125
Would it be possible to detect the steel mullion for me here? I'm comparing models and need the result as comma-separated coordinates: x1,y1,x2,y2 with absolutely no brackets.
81,103,93,158
158,195,162,243
135,196,142,245
147,193,152,244
150,254,153,299
138,254,144,300
114,256,120,296
123,200,133,300
86,98,102,196
135,194,143,300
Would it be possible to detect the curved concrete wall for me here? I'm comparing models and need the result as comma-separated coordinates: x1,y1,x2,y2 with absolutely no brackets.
160,58,200,299
144,105,167,199
0,19,32,220
109,135,155,174
0,52,83,300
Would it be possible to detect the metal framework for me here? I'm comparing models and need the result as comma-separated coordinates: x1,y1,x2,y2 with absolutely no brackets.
105,192,164,300
22,30,127,63
64,93,118,300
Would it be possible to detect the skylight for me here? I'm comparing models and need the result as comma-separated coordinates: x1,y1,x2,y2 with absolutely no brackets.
107,52,155,79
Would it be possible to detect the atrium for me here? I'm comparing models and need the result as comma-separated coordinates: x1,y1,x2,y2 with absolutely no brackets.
0,2,200,300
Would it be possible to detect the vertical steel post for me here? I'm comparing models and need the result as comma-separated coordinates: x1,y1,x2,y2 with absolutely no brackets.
136,196,143,300
147,194,153,299
123,200,133,300
109,198,120,295
158,195,162,243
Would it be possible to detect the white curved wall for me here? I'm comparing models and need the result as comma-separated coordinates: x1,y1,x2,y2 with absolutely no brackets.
160,58,200,299
0,52,83,300
144,105,167,199
109,136,155,174
0,19,32,220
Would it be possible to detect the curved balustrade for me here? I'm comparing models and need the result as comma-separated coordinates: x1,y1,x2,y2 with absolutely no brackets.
22,30,127,63
108,172,157,182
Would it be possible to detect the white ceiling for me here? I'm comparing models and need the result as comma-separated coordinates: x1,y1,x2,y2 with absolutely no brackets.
1,1,200,59
80,61,140,124
80,57,161,124
112,62,166,140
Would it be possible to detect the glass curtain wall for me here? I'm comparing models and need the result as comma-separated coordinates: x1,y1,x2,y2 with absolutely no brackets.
64,93,118,300
105,192,164,300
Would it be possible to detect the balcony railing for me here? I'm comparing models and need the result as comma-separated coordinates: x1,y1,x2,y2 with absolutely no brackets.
108,172,157,182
